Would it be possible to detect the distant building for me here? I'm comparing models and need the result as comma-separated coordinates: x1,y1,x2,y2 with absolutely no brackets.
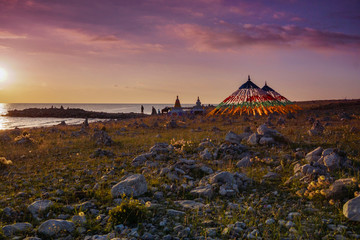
191,96,205,115
168,95,185,116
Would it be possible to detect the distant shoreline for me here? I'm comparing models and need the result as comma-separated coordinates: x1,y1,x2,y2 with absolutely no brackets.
4,107,147,119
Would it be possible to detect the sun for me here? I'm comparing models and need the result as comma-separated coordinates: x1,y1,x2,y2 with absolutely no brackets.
0,68,7,82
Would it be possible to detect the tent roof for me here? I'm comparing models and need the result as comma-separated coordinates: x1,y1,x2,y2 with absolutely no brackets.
261,82,276,92
239,75,260,89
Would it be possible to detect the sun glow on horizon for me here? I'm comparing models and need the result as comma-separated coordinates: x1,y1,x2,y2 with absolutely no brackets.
0,68,7,82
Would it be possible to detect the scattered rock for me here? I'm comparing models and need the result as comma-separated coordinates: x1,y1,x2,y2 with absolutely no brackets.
308,120,325,136
93,129,113,146
236,156,252,168
305,147,323,162
2,222,33,237
259,136,275,145
90,148,115,158
200,148,213,160
190,185,214,198
175,200,204,209
111,174,147,198
247,133,260,145
225,131,242,144
326,178,357,199
343,196,360,222
38,219,75,238
210,171,235,185
27,200,53,218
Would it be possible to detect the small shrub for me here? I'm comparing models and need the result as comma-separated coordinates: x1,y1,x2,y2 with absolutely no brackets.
0,157,12,169
109,196,148,226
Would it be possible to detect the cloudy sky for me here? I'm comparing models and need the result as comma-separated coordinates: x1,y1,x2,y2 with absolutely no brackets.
0,0,359,103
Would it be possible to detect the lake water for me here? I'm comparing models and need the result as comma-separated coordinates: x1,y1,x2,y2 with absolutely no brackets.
0,103,195,130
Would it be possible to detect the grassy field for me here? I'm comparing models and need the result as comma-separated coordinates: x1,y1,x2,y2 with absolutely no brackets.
0,99,360,239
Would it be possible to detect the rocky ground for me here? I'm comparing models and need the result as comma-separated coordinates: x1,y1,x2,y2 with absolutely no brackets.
0,100,360,240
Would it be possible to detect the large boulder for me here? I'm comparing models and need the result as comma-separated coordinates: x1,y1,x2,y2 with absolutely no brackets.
305,147,323,162
343,196,360,222
38,219,75,238
2,222,33,237
322,152,341,171
111,174,147,198
27,200,53,218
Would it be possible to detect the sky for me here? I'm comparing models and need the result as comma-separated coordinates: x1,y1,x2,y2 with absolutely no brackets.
0,0,359,104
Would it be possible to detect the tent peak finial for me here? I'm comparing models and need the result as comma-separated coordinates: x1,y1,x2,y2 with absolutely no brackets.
248,75,250,81
265,81,267,86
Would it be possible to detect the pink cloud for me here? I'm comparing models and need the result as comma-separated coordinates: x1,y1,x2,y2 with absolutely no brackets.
0,30,27,39
165,23,360,52
273,12,286,19
52,28,164,54
290,17,303,22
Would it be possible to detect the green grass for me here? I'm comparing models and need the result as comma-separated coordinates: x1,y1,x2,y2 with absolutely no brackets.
0,102,360,238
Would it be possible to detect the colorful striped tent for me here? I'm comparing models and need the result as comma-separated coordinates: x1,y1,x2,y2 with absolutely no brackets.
261,82,301,112
208,76,300,116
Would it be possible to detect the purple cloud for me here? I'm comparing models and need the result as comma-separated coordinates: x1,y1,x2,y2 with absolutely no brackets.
164,23,360,52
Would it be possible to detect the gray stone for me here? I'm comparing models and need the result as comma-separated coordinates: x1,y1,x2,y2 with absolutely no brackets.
166,209,186,216
259,136,275,145
38,219,75,237
236,156,252,168
263,172,280,180
343,196,360,222
200,148,213,160
27,200,53,217
308,120,325,136
111,174,147,198
287,212,301,220
190,185,213,198
225,131,241,144
142,232,154,240
257,124,280,137
265,218,275,225
326,178,356,199
247,133,260,145
175,200,204,209
131,154,148,167
149,142,169,154
74,201,96,211
2,222,33,237
206,228,217,237
305,147,323,162
323,153,341,171
72,215,87,225
210,171,235,185
199,165,214,174
322,148,334,157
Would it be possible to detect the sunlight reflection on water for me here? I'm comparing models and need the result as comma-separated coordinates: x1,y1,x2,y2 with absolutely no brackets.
0,103,10,130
